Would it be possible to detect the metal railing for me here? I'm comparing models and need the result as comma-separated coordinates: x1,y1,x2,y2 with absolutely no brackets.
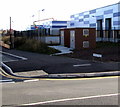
96,27,120,42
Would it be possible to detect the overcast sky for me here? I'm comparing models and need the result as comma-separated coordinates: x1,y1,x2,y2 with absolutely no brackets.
0,0,119,31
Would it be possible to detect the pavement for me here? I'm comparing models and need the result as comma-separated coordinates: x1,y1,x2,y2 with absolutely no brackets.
49,45,73,55
15,70,47,77
1,46,120,79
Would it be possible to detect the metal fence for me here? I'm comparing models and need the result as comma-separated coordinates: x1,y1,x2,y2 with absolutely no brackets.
96,28,120,42
14,29,48,38
14,27,120,43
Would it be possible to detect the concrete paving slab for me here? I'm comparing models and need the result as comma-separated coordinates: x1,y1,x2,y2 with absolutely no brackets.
49,45,73,55
15,70,48,77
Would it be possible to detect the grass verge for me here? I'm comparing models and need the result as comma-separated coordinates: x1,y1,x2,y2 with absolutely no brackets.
60,42,120,62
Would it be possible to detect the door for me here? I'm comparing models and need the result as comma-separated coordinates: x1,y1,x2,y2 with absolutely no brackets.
70,30,75,49
60,31,64,45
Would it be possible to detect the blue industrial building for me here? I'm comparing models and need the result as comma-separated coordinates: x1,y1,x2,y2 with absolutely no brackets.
31,25,44,30
43,21,67,35
31,21,67,36
67,2,120,42
30,2,120,42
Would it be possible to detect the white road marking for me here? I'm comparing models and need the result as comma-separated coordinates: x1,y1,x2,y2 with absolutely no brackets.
0,79,13,82
0,79,15,84
21,93,119,106
73,64,91,67
0,51,27,60
24,79,39,82
2,59,19,63
0,82,15,84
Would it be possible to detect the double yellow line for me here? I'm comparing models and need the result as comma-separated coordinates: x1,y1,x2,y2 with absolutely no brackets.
0,67,37,80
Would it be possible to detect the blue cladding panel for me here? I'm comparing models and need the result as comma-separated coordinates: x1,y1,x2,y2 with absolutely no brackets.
31,25,44,30
96,15,104,20
113,12,120,17
113,21,120,25
84,21,89,24
52,26,67,28
90,23,96,27
75,17,79,20
84,15,89,18
79,19,83,22
79,12,84,16
70,23,74,26
52,21,67,24
104,9,113,14
89,9,96,14
31,27,36,30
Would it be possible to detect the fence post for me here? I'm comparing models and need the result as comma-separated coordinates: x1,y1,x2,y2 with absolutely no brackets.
113,27,115,43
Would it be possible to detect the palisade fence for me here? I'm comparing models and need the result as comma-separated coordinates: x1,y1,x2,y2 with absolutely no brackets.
14,29,48,39
14,27,120,43
10,29,47,49
96,27,120,43
13,29,60,46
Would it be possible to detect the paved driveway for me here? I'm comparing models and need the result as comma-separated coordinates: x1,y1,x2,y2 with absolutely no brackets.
2,48,119,74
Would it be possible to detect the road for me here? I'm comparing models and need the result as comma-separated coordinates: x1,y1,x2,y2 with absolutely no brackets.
0,52,16,83
0,47,119,106
0,52,26,83
0,52,20,63
1,76,119,106
2,48,119,74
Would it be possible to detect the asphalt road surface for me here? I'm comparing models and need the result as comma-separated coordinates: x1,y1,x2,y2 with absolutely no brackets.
2,48,119,74
0,52,26,83
0,52,19,63
0,53,16,83
0,73,13,83
1,76,119,106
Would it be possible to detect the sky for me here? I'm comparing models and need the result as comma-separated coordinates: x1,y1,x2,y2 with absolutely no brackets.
0,0,119,31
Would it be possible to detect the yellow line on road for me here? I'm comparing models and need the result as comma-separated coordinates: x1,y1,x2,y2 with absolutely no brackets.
42,76,119,81
0,71,8,77
0,68,35,80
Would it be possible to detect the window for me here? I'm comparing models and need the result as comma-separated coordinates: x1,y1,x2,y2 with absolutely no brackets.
105,18,112,30
83,29,89,37
97,19,103,30
83,41,89,48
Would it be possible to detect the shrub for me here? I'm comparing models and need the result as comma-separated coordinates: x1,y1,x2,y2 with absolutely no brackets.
14,37,27,48
16,38,60,54
96,42,120,48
